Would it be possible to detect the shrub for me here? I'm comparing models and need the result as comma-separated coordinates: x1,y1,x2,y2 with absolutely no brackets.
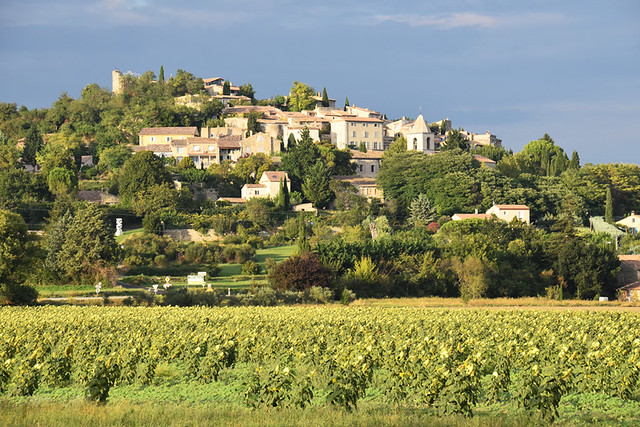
0,283,38,306
143,212,163,235
241,260,261,275
268,252,333,291
154,255,168,267
308,286,333,304
221,244,255,264
340,288,356,305
264,257,277,274
243,286,277,306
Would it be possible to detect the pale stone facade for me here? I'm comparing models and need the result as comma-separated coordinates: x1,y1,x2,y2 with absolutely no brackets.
350,149,383,178
616,212,640,234
486,204,530,224
405,114,436,153
139,127,199,146
241,171,290,201
330,117,384,150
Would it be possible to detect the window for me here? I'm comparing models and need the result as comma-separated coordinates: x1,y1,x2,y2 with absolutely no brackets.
373,142,378,150
413,138,417,150
352,131,356,138
257,136,263,142
359,165,363,172
350,123,356,127
193,145,200,152
150,137,156,142
255,190,260,195
371,165,375,173
246,147,251,154
374,131,379,137
364,131,369,138
177,147,184,154
165,137,170,142
208,145,215,152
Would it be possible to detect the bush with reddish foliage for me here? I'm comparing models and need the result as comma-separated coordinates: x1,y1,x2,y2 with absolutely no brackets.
268,252,333,291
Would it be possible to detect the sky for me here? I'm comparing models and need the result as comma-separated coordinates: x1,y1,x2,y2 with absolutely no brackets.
1,0,638,164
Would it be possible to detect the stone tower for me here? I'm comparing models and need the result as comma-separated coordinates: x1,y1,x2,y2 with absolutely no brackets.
112,70,123,94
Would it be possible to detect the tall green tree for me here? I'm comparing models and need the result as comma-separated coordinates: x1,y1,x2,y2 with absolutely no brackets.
344,97,350,110
409,194,437,226
0,209,38,305
159,65,165,84
238,83,255,101
245,112,262,137
321,87,329,107
302,160,332,209
118,151,172,204
569,150,580,169
49,205,119,284
0,132,20,171
441,129,469,151
47,167,78,197
605,186,614,223
222,80,231,96
281,127,319,192
288,81,316,112
22,125,43,166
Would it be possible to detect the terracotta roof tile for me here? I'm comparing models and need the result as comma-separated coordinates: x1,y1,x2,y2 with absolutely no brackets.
139,127,198,136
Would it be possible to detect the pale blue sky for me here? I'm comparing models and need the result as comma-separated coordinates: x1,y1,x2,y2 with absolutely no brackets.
1,0,638,164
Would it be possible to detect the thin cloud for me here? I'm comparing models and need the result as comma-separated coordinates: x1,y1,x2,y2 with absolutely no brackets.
372,12,565,29
0,0,251,28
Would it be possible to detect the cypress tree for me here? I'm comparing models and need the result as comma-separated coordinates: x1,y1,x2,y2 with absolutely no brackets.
159,65,165,84
605,186,614,223
282,177,290,209
287,133,297,149
223,80,231,96
321,87,329,107
569,150,580,169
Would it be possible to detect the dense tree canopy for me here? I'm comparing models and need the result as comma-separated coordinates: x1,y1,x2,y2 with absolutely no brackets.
118,151,173,204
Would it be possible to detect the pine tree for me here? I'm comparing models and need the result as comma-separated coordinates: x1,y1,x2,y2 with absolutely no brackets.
302,160,332,209
282,177,290,208
605,186,614,223
409,194,437,226
287,133,297,149
22,125,43,166
321,87,329,107
159,65,165,84
569,150,580,169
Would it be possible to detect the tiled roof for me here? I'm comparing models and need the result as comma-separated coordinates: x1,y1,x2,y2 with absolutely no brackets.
493,204,530,210
472,154,497,164
350,150,384,160
333,116,383,123
261,171,288,182
333,176,377,186
132,144,172,152
218,141,241,149
139,127,199,136
186,137,219,143
619,281,640,290
245,184,266,188
453,213,493,220
217,197,246,203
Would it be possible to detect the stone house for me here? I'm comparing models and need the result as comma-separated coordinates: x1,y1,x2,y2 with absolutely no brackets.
350,149,383,178
330,117,384,151
486,204,530,224
139,127,199,146
616,212,640,234
240,171,290,201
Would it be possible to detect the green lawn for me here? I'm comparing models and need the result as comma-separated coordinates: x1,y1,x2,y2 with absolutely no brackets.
115,227,144,244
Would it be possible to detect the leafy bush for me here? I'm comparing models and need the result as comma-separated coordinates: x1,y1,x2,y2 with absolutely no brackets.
0,283,38,306
308,286,333,304
241,260,261,275
243,286,277,306
221,244,255,264
268,252,333,291
142,212,162,235
340,288,356,305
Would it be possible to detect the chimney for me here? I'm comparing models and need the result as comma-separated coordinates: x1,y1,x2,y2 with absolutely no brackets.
475,209,478,214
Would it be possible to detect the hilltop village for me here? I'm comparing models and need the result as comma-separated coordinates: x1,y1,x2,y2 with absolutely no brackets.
0,67,639,305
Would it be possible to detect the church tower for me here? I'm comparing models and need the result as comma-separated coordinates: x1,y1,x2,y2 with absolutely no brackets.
112,70,123,94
